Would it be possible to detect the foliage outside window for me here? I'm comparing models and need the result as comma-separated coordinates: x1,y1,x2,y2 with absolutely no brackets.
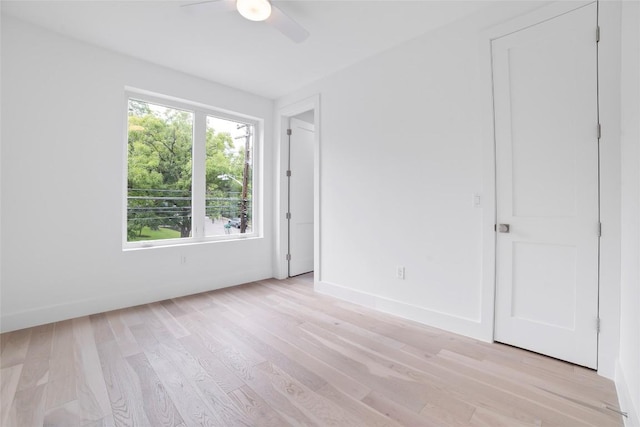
126,95,256,246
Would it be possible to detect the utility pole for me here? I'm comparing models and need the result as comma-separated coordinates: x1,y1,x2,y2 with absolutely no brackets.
236,124,251,233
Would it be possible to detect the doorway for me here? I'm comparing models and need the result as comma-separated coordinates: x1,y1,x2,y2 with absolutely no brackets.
277,95,320,281
492,3,600,368
287,114,315,277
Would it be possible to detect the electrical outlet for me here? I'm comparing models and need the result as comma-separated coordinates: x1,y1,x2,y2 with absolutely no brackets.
396,266,405,280
181,255,187,265
473,193,482,208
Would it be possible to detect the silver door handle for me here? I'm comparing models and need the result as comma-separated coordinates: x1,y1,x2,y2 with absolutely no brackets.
498,224,510,233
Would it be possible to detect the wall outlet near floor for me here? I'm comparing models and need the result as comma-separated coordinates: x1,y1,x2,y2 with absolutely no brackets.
396,266,405,280
180,255,187,265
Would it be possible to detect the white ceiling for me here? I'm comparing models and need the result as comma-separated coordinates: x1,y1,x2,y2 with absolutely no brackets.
1,0,494,99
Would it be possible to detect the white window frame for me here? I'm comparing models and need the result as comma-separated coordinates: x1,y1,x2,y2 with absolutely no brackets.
123,89,262,249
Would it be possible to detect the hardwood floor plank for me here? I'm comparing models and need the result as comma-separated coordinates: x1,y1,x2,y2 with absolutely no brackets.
45,373,77,411
72,317,113,424
125,352,185,426
277,297,444,371
189,310,267,367
13,324,53,398
457,349,620,415
171,292,220,313
16,355,49,391
49,320,75,381
256,361,366,426
224,285,306,327
315,383,402,427
205,291,253,320
281,297,407,350
116,306,146,329
469,406,542,427
178,334,246,393
89,314,115,345
425,353,591,426
227,384,290,427
43,399,82,427
81,414,116,427
265,286,454,359
1,328,32,368
2,401,18,427
230,311,372,400
148,303,191,340
104,311,143,358
420,397,476,427
361,390,441,427
136,345,225,426
129,323,235,426
0,275,622,427
134,305,176,344
189,332,318,427
212,310,328,392
294,320,436,412
156,337,253,426
46,320,77,410
24,324,55,360
435,350,620,427
96,340,151,426
14,383,48,426
17,323,54,391
1,364,23,426
230,361,317,426
159,299,188,318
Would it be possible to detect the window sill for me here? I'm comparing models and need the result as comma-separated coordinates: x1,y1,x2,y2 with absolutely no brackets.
122,233,261,251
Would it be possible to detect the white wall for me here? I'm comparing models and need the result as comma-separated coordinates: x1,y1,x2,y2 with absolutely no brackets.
0,16,275,332
277,4,536,341
617,0,640,424
2,4,635,402
276,1,625,378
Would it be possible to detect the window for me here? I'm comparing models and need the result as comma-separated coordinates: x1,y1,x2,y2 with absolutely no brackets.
125,93,258,247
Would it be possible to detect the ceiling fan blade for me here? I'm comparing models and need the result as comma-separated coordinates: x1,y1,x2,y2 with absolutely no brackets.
267,4,309,43
181,0,236,14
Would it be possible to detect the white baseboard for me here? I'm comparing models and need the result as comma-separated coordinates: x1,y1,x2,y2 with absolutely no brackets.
1,270,271,333
314,280,492,342
616,361,640,427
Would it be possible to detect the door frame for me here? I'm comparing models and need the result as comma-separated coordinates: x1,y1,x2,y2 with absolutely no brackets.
275,95,321,280
479,0,621,377
287,117,315,277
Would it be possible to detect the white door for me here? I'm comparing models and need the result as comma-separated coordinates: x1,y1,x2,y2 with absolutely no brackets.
493,3,599,368
288,117,314,276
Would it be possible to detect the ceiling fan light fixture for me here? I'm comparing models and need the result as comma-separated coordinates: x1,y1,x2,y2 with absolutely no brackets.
236,0,272,22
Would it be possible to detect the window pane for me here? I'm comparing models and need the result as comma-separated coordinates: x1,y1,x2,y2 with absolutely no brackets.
204,116,253,237
127,99,193,242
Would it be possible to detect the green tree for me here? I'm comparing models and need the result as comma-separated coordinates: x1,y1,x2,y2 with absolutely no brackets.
204,128,237,219
126,101,251,241
127,104,193,239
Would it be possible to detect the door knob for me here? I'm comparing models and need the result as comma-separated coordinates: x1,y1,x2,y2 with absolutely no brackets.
498,224,510,233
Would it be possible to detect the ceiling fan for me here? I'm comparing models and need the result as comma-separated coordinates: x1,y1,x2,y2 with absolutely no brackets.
182,0,310,43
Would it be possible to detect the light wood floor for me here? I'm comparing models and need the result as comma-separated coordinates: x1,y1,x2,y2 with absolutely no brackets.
1,274,623,427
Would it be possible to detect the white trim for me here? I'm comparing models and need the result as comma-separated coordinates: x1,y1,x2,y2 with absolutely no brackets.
192,110,207,239
595,0,623,380
124,86,260,124
0,264,270,333
122,88,263,249
482,1,593,41
316,281,490,341
122,92,131,250
479,0,614,368
616,360,640,427
275,95,321,281
477,21,499,344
